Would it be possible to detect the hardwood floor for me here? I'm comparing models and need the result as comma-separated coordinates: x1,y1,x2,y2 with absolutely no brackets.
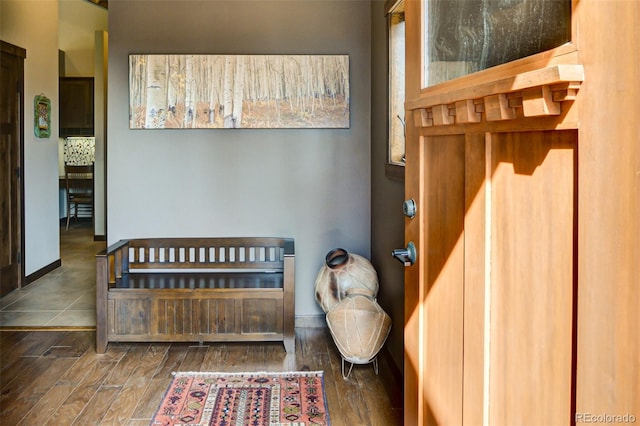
0,327,402,425
0,221,403,424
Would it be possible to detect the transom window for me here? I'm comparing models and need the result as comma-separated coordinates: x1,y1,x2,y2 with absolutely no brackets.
422,0,571,88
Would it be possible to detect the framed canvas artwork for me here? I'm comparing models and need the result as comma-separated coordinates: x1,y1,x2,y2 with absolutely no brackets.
129,54,350,129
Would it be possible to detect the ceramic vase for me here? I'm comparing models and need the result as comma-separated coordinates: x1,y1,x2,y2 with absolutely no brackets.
314,248,379,313
325,288,392,365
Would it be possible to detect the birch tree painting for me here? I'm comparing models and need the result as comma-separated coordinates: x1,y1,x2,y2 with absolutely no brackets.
129,54,350,129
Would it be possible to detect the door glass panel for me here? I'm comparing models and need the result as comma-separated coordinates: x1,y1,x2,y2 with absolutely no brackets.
422,0,571,87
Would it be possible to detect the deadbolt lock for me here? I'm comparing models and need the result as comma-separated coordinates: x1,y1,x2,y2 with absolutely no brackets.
403,199,416,218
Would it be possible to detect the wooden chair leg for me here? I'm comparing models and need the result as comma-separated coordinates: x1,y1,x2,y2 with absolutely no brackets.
66,200,71,230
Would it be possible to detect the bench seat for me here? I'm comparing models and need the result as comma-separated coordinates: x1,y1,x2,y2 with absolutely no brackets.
113,272,284,289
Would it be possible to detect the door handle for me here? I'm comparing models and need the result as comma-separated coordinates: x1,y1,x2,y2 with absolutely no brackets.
392,241,417,266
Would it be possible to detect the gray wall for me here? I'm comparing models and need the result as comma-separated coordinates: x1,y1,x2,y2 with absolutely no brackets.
1,0,61,276
107,0,372,319
370,1,406,372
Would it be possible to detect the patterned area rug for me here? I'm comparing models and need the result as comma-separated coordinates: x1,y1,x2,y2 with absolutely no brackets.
151,371,330,426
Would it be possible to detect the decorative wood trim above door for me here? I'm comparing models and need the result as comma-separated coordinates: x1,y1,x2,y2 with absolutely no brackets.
407,64,584,128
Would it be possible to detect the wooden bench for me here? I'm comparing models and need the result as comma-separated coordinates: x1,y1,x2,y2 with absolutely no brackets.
95,237,295,354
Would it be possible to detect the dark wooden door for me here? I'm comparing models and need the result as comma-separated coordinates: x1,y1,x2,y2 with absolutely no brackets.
0,41,25,297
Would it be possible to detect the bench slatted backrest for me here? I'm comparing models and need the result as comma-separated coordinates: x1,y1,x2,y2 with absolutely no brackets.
127,238,287,272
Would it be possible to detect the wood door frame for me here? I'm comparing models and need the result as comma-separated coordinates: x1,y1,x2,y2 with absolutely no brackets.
0,40,26,295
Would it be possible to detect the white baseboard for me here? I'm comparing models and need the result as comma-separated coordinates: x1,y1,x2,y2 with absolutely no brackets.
295,314,326,328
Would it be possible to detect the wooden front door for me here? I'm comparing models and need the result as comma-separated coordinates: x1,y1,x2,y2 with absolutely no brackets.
0,41,25,297
405,127,577,425
401,2,582,422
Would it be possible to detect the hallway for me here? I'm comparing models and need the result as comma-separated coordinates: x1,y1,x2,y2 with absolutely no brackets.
0,221,103,329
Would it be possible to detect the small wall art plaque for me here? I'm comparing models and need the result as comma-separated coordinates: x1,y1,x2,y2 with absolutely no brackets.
34,94,51,138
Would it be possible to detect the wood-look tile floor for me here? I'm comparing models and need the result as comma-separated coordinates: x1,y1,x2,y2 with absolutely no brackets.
0,328,402,425
0,221,104,328
0,221,403,424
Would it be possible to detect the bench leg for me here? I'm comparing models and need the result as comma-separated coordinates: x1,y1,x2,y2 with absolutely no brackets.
95,256,108,354
284,336,295,354
96,340,107,354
